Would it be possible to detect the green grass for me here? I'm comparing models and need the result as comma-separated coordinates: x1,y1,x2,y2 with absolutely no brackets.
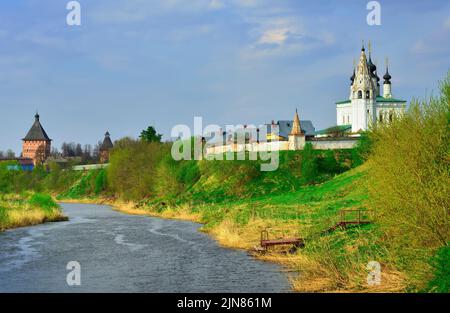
28,193,59,213
0,206,8,227
190,164,368,231
0,193,64,231
57,169,107,199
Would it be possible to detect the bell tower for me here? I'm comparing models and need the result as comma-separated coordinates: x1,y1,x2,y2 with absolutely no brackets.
350,44,377,132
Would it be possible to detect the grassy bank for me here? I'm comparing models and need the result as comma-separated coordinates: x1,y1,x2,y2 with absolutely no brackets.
117,165,406,292
0,193,67,232
57,163,399,292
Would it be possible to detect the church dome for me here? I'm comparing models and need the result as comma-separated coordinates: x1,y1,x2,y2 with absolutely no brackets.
383,68,392,84
368,57,377,76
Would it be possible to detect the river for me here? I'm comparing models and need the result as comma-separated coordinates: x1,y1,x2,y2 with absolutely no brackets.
0,203,290,292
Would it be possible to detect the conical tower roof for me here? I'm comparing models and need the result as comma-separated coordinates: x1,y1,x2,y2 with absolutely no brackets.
22,113,52,141
290,109,303,136
100,131,114,151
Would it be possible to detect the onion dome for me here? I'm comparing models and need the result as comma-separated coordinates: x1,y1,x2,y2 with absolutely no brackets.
383,67,392,84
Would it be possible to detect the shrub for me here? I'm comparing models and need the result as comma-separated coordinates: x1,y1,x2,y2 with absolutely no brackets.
367,71,450,289
107,139,170,200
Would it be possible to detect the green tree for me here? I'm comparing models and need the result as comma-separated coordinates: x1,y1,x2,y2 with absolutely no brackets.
107,139,169,200
140,126,162,143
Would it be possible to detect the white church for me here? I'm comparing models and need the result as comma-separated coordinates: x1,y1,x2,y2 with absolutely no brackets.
205,43,407,155
335,44,406,133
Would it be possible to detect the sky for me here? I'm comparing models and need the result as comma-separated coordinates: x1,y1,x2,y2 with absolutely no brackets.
0,0,449,154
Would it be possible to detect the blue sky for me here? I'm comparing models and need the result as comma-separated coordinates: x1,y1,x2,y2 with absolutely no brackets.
1,0,449,154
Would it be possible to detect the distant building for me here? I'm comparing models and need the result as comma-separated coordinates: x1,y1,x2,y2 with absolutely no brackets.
22,113,52,165
265,116,315,141
206,109,358,156
99,131,114,163
0,157,34,171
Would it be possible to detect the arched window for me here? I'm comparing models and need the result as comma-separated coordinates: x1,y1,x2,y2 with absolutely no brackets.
379,112,383,123
366,90,370,99
358,90,362,99
342,116,345,124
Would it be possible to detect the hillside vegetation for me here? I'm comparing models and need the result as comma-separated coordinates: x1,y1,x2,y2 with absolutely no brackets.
1,72,448,292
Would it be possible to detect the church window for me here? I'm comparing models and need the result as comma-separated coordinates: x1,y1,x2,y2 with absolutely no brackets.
358,90,362,99
366,90,370,99
342,116,345,124
379,112,383,123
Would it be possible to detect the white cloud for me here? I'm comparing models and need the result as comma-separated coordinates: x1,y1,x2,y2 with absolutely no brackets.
258,28,290,45
241,15,334,60
255,17,302,45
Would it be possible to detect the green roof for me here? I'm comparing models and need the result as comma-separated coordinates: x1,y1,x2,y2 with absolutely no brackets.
336,99,351,105
375,96,407,103
336,96,407,105
315,124,352,135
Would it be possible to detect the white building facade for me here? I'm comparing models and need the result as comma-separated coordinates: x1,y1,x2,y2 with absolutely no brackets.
336,45,406,133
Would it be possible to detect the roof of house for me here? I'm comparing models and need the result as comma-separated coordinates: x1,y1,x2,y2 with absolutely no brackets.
100,132,114,151
267,120,315,138
22,113,51,141
315,124,352,135
205,119,316,146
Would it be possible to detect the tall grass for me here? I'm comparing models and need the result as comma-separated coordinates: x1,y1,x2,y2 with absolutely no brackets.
0,193,65,231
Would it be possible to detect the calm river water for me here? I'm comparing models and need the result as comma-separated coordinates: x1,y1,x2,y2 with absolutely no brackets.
0,203,290,292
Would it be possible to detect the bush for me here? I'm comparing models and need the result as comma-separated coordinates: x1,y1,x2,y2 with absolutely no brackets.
367,71,450,289
107,139,170,200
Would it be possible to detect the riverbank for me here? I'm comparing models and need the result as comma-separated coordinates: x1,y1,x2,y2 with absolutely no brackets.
56,165,406,293
0,193,67,232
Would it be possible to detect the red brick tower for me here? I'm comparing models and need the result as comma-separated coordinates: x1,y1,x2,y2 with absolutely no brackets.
22,113,52,165
99,131,114,163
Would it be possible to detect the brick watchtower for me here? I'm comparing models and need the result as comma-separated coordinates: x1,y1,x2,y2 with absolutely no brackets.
99,131,114,163
22,113,52,165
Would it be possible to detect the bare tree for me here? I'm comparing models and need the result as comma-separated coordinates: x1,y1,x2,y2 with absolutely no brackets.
6,149,15,159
